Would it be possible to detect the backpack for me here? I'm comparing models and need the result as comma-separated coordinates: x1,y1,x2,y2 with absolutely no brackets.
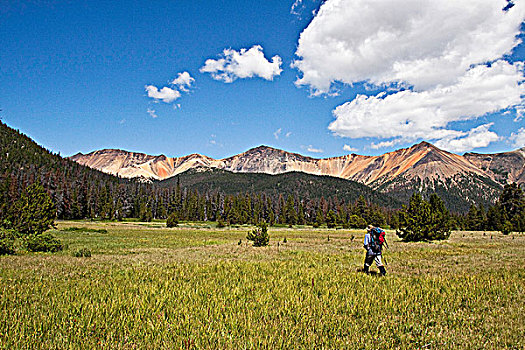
370,227,386,253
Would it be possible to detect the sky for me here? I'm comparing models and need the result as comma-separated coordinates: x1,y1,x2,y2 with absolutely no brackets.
1,0,524,159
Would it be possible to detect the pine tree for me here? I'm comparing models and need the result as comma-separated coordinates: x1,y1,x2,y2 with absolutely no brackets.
284,195,297,225
397,192,451,241
326,209,337,228
9,183,56,236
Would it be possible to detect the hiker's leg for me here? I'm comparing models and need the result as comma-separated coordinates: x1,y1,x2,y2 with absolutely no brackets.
375,255,386,276
364,254,373,273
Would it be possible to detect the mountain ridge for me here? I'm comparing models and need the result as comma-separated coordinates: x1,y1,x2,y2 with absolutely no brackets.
71,141,520,185
70,141,525,211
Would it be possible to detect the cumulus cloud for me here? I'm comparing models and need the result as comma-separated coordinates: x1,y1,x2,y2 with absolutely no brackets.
295,0,524,152
146,71,194,105
293,0,525,94
200,45,282,83
510,128,525,148
171,71,195,91
329,61,524,144
434,123,500,153
145,85,180,103
343,144,357,152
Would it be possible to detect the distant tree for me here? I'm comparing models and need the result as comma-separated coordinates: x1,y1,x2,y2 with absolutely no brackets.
397,192,451,241
326,210,337,228
314,209,325,227
284,195,297,225
486,205,502,231
9,183,56,236
489,183,525,234
166,212,179,227
247,222,269,247
499,183,524,220
348,214,367,229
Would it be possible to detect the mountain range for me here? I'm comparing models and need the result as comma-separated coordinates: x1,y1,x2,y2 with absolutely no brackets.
70,142,525,185
71,142,525,211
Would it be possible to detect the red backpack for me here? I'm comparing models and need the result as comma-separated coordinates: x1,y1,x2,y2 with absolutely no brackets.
370,227,386,252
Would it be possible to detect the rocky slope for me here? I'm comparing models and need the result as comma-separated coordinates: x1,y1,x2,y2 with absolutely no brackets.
464,148,525,185
70,141,503,185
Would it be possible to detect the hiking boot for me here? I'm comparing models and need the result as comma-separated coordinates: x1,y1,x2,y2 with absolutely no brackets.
379,266,387,276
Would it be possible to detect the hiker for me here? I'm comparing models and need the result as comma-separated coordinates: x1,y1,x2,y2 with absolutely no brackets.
363,224,387,276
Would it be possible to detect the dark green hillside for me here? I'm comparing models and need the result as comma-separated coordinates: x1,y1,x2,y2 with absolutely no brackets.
160,168,402,209
375,173,502,213
0,121,153,220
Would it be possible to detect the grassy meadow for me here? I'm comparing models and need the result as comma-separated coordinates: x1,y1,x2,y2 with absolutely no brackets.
0,221,523,349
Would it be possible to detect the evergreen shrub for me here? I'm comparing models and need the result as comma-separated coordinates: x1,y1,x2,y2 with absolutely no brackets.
247,222,269,247
166,213,179,228
24,233,63,252
0,228,16,255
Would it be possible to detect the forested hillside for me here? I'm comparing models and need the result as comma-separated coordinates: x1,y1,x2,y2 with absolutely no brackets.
0,122,398,226
161,168,401,208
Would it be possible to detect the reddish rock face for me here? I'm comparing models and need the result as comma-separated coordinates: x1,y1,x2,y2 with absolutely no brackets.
69,142,524,187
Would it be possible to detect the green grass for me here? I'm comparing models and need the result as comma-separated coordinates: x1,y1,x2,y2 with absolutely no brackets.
1,221,524,349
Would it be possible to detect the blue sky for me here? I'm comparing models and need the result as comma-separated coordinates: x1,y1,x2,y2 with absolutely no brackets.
1,0,524,159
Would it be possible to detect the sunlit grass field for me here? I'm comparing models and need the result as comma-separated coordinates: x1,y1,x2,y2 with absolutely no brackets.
1,221,523,349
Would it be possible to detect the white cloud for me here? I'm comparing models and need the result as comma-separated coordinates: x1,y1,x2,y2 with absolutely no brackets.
510,128,525,148
343,144,357,152
434,123,500,153
147,108,158,118
370,140,397,150
285,131,292,138
145,85,180,103
200,45,282,83
329,61,523,142
171,71,194,91
293,0,525,94
307,145,323,153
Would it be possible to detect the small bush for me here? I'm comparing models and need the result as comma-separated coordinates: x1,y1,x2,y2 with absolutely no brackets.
72,247,92,257
0,228,16,255
166,213,179,228
247,222,269,247
24,233,63,252
217,219,226,228
501,221,512,235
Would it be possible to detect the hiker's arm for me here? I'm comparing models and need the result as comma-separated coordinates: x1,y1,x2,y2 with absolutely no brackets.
363,234,370,250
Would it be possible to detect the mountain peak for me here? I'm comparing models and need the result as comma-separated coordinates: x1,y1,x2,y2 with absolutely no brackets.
411,141,439,151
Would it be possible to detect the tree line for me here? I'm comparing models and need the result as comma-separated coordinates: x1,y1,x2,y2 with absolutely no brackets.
461,183,525,234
